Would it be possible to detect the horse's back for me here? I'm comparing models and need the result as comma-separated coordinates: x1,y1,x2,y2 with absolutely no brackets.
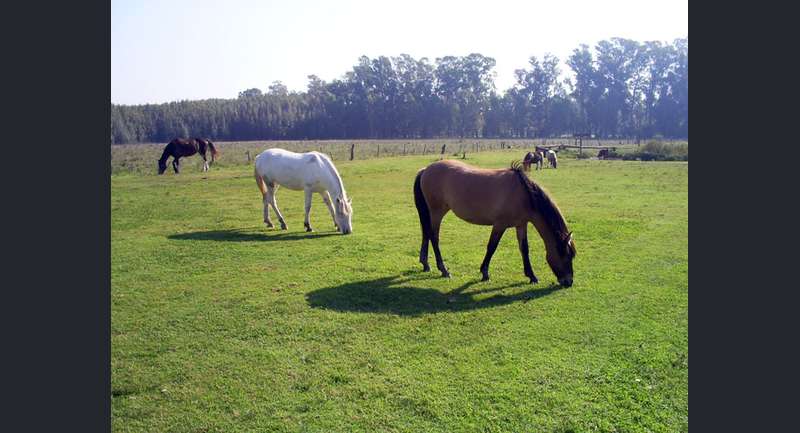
256,148,326,168
421,159,525,225
255,148,329,190
167,138,199,156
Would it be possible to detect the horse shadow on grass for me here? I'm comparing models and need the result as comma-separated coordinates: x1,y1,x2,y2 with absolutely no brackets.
306,273,564,316
168,227,339,242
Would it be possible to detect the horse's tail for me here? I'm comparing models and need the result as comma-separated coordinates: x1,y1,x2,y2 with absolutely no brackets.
255,165,267,197
413,169,432,240
207,140,218,163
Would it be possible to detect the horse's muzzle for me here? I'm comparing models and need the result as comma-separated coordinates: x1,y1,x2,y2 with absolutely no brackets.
559,278,573,288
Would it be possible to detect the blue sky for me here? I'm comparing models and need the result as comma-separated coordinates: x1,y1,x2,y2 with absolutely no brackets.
112,0,688,105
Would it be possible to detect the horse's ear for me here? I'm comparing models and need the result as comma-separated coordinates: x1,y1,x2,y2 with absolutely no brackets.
336,197,341,203
567,231,574,242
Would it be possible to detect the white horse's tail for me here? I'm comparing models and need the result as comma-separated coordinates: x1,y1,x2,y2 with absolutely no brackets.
255,165,267,196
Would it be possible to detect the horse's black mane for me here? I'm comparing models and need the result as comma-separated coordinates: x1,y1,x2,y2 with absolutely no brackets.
510,161,571,244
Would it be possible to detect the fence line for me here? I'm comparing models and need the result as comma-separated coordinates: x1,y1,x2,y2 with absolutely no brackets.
111,138,687,175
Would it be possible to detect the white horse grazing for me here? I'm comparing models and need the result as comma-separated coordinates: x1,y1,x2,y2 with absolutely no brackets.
254,148,353,234
546,150,558,169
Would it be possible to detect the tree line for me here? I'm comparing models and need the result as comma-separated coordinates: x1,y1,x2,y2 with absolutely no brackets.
111,37,687,144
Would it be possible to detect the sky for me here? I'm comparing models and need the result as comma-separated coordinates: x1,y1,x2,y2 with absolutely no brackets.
111,0,687,105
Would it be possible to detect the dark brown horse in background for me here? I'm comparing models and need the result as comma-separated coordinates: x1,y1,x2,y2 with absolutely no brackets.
414,159,576,287
158,138,218,174
522,151,544,171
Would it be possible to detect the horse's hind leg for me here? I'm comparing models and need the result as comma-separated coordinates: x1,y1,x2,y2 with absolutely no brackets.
262,190,274,228
303,188,314,232
173,158,180,173
419,231,431,272
201,153,209,172
320,191,338,230
480,225,506,281
268,185,287,230
429,208,450,278
516,225,538,284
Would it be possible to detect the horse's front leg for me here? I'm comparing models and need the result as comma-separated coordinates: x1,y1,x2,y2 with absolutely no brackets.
480,225,506,281
200,153,209,172
320,191,338,230
516,225,538,284
303,188,313,232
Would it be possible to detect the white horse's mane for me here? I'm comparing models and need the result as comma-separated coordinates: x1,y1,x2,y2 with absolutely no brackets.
316,152,347,200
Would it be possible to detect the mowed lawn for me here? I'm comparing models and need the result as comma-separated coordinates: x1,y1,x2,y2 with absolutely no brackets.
111,151,688,433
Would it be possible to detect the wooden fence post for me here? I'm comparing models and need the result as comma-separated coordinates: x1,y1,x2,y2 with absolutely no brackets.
350,143,355,161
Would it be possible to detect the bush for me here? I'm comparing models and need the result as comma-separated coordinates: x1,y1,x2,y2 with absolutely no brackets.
627,140,688,161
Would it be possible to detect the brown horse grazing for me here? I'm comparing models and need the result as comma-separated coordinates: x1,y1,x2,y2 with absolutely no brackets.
413,159,576,287
158,138,218,174
522,151,544,171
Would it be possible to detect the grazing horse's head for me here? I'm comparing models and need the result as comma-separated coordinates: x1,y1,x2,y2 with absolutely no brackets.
514,166,576,287
546,231,576,287
334,196,353,234
522,152,534,171
157,159,167,175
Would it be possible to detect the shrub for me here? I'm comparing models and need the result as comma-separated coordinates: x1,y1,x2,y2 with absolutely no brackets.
627,140,688,161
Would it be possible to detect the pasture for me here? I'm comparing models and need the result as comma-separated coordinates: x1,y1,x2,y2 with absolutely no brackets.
111,147,688,432
110,138,681,176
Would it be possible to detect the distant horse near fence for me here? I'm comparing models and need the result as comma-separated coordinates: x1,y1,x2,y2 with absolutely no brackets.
597,147,618,159
546,150,558,169
522,151,544,171
158,138,218,174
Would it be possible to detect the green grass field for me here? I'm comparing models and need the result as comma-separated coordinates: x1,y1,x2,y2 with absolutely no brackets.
111,149,688,432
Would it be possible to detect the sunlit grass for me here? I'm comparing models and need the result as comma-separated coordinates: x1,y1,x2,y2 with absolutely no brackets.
112,150,688,432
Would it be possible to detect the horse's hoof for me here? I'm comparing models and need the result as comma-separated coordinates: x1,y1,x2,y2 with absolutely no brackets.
529,276,538,284
441,271,451,278
481,274,490,282
265,223,274,228
422,264,431,272
305,227,313,232
280,224,287,230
